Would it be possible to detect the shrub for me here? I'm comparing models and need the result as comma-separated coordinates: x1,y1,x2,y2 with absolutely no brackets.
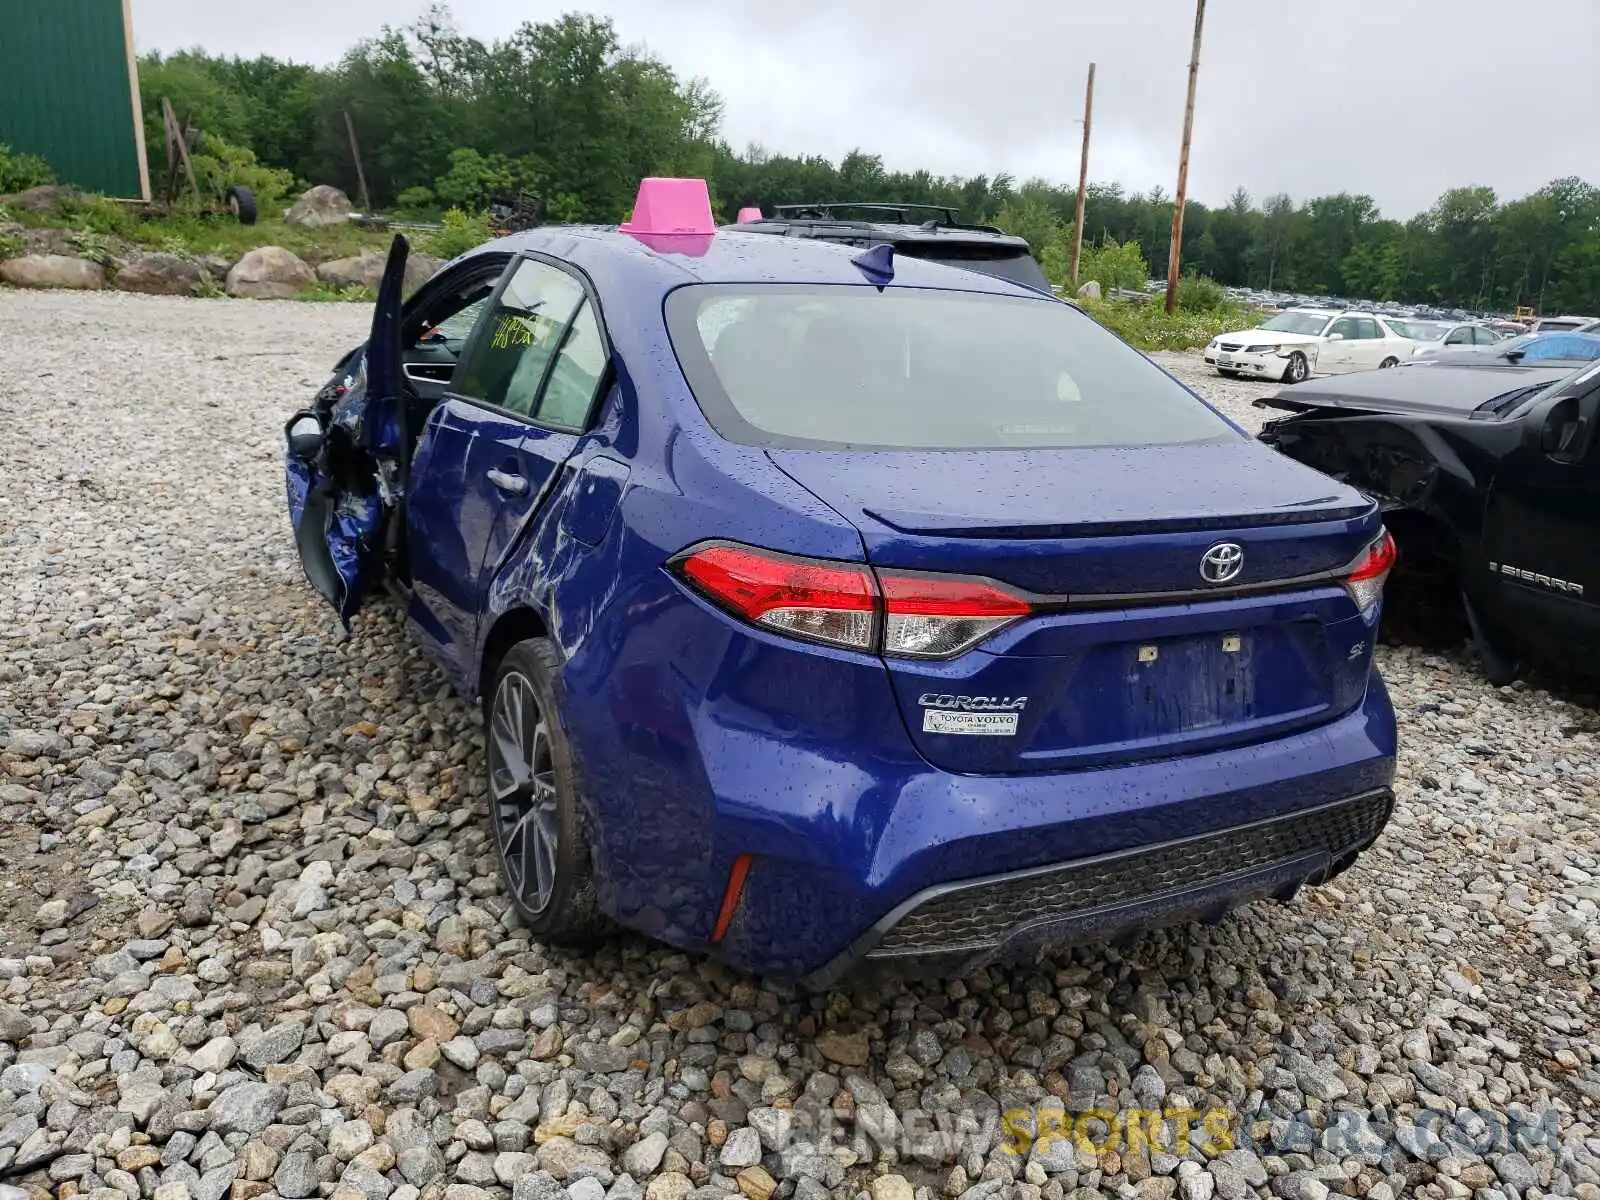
0,143,54,193
1074,237,1149,294
55,193,139,237
67,228,113,262
189,133,296,213
0,230,23,260
1176,273,1226,312
433,148,547,213
426,208,495,261
1080,297,1254,353
394,186,438,219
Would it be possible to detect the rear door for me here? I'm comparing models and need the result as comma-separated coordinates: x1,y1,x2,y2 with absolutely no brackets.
1479,369,1600,673
404,256,596,671
1349,316,1387,369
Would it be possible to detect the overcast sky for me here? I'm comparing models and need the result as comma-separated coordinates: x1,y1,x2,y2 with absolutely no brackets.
132,0,1598,218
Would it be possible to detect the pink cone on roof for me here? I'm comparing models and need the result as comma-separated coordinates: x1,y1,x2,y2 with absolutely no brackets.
736,206,763,223
620,177,716,236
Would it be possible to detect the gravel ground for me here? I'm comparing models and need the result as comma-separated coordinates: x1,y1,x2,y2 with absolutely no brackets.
1,292,1597,1200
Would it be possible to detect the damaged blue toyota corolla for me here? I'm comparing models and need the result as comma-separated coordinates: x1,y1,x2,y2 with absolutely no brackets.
284,177,1398,983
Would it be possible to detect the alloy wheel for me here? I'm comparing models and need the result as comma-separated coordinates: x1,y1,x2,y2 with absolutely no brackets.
488,671,560,913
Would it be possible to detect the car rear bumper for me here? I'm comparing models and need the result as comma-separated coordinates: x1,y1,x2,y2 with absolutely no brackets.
694,687,1394,979
801,786,1392,986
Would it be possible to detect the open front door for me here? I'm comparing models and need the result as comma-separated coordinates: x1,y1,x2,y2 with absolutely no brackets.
284,236,411,625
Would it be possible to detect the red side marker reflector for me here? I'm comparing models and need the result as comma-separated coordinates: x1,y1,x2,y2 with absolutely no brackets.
711,854,754,943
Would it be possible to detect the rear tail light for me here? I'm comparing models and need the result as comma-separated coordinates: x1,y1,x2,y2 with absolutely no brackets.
879,572,1032,659
1344,529,1397,614
675,543,876,651
674,543,1033,659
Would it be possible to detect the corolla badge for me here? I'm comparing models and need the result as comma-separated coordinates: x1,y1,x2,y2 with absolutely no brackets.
1200,542,1245,584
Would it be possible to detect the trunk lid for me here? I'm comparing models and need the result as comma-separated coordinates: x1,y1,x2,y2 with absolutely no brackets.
770,441,1382,774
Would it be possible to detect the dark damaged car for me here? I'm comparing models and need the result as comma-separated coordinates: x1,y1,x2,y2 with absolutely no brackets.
1257,357,1600,683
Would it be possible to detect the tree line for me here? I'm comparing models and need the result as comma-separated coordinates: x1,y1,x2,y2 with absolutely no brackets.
138,4,1600,315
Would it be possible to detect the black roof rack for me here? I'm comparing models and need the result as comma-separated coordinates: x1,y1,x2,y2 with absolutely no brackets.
767,202,1005,235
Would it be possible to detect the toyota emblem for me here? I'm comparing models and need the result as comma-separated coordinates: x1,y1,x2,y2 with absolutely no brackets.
1200,542,1244,584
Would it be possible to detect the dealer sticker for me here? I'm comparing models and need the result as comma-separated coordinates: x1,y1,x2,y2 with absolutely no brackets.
922,709,1019,736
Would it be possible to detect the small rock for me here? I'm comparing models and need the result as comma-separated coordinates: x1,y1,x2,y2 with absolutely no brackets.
816,1030,870,1067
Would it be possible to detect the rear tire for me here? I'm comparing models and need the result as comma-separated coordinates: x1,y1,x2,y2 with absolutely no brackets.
226,185,258,226
1380,356,1400,369
483,638,607,942
1282,351,1309,384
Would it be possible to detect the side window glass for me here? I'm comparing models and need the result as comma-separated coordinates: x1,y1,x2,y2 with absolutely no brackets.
1328,318,1356,339
452,260,584,415
1446,327,1472,345
537,301,608,430
1354,318,1381,340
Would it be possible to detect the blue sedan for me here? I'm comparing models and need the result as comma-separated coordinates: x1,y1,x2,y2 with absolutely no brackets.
285,179,1398,981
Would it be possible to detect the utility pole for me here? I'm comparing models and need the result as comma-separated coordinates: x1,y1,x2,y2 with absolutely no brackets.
344,110,373,215
1164,0,1206,314
1068,62,1096,291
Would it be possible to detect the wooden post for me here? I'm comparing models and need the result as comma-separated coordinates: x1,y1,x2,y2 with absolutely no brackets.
161,97,200,204
344,110,374,214
1068,63,1096,291
1164,0,1206,314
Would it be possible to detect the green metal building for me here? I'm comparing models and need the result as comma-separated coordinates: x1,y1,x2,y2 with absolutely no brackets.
0,0,150,199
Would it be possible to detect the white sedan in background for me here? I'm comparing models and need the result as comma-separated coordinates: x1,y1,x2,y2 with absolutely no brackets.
1389,319,1505,357
1204,309,1417,383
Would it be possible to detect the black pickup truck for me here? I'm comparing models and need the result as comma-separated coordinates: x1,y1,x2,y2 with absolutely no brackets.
1256,357,1600,684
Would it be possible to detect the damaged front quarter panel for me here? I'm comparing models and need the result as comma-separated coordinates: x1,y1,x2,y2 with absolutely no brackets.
1256,398,1490,549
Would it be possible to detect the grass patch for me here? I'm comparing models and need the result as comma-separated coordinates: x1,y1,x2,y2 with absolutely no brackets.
295,281,377,303
125,214,395,262
1080,297,1259,353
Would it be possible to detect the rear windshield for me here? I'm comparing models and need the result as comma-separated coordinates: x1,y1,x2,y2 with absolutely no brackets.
666,284,1238,450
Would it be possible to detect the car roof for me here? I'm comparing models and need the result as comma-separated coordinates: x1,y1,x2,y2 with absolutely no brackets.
470,224,1048,300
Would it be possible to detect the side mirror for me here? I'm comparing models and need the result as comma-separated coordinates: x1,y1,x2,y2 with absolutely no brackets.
287,414,324,462
1326,332,1345,342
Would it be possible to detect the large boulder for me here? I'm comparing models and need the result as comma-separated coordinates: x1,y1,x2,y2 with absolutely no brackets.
317,249,445,296
0,254,104,290
285,185,353,229
406,252,443,292
1076,279,1102,300
315,252,385,292
0,185,78,214
113,252,204,296
226,246,314,298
